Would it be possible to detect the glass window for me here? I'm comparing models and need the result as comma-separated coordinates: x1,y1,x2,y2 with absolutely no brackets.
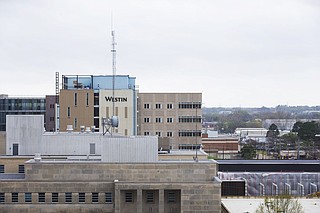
12,192,18,203
79,193,85,203
92,193,99,203
105,192,112,204
144,104,150,109
155,118,162,123
144,117,150,123
167,132,173,137
52,193,59,203
67,107,71,117
125,192,133,203
146,192,154,203
18,165,25,173
38,193,45,202
156,132,161,137
0,165,4,173
168,192,176,203
74,93,77,106
86,93,89,106
65,192,72,203
144,132,150,136
155,104,162,109
0,193,4,203
167,118,173,123
167,104,173,109
25,193,32,203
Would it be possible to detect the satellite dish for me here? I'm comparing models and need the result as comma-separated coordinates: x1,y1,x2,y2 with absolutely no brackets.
102,116,119,135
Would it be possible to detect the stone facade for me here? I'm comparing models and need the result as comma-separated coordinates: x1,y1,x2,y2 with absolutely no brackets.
0,160,221,213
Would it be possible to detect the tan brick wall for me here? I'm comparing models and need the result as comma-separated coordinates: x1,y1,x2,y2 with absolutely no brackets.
59,90,94,132
0,132,5,155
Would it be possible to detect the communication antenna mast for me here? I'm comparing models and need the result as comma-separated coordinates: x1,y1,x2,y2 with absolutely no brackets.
111,19,117,118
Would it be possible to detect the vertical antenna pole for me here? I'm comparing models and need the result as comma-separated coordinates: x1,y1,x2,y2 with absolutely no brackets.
111,20,116,117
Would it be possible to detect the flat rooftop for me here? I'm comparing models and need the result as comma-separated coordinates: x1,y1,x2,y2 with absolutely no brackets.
222,198,320,213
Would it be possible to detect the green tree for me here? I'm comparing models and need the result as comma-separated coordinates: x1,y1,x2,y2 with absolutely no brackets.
255,195,304,213
241,144,256,159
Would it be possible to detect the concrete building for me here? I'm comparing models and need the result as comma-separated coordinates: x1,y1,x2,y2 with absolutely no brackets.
0,94,46,131
59,75,137,136
0,158,221,213
0,114,222,212
137,93,202,150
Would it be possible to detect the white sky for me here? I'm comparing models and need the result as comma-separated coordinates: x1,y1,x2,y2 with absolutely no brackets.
0,0,319,107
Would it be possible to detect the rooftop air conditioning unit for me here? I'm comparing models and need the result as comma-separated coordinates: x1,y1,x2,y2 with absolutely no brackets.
80,126,85,133
66,125,73,133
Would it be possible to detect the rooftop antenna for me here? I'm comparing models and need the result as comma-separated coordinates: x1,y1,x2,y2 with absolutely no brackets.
111,14,117,118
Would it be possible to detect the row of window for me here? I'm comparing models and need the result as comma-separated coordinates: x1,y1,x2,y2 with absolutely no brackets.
74,92,90,107
0,192,112,204
0,165,24,173
0,191,177,204
124,191,176,204
144,103,173,109
144,116,201,123
144,130,200,137
178,102,201,109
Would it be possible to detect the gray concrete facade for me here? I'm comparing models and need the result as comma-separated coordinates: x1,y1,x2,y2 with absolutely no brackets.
0,160,221,213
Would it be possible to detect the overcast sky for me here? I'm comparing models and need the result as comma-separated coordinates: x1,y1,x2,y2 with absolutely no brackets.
0,0,319,107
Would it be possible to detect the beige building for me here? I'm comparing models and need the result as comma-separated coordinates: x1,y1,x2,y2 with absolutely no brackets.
59,89,94,132
99,89,137,136
0,157,221,213
138,93,202,150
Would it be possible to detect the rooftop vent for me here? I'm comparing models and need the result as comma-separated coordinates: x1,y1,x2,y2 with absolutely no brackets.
80,126,85,133
66,125,73,133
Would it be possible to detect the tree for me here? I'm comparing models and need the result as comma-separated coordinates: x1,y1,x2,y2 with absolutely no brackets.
255,195,304,213
241,144,256,159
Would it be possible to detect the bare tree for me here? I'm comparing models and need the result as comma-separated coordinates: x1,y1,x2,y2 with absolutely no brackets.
255,195,304,213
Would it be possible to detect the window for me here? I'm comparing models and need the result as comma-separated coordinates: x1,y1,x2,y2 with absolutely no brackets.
0,165,4,173
167,132,173,137
105,192,112,204
74,118,77,129
168,192,176,203
38,193,45,202
52,193,59,203
86,93,89,106
178,116,201,123
146,192,154,203
94,107,99,117
67,107,71,117
12,192,18,203
178,102,201,109
13,143,19,156
155,104,162,109
94,94,99,105
0,193,4,203
65,192,72,203
156,132,161,137
144,132,150,136
167,118,173,123
18,165,25,173
144,117,150,123
90,143,95,155
125,107,128,118
178,130,201,137
167,104,173,109
74,93,77,106
125,192,133,203
92,193,99,203
144,104,150,109
155,118,162,123
25,193,32,203
79,193,85,203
